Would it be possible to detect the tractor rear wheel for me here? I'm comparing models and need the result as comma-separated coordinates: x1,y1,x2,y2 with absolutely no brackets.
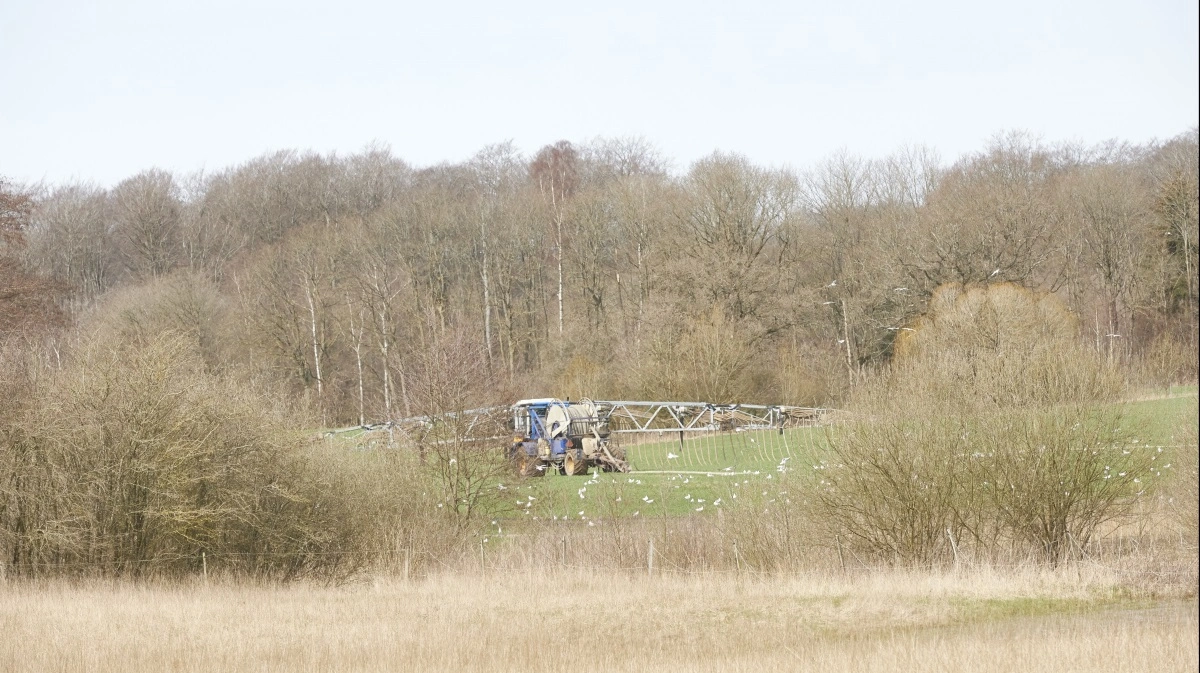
564,451,589,476
600,444,629,472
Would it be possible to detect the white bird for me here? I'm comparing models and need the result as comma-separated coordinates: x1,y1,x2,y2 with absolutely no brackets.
990,268,1000,277
821,301,836,305
827,280,837,287
667,452,679,459
837,339,846,344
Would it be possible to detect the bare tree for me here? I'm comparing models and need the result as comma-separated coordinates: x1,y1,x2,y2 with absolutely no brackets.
530,141,580,343
27,183,115,303
1151,130,1199,355
672,152,799,323
0,179,65,336
470,142,525,366
914,132,1067,290
111,169,182,279
408,318,509,530
1065,160,1153,360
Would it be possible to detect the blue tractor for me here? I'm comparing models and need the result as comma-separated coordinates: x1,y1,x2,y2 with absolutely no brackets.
507,398,629,476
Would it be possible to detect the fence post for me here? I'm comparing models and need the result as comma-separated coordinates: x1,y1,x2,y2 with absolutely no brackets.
404,548,411,582
836,535,846,576
202,551,208,584
733,540,742,576
648,537,655,577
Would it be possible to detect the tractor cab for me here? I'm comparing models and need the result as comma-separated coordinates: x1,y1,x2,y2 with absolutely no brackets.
510,399,570,466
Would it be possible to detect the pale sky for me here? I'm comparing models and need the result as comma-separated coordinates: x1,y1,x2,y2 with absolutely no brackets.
2,0,1197,187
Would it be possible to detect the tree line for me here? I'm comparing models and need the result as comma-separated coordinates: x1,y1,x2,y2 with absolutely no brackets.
2,130,1197,427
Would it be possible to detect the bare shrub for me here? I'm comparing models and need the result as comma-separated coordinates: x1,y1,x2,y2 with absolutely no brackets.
720,477,829,572
1135,331,1197,387
976,406,1152,564
82,271,232,372
812,283,1147,566
308,439,464,576
1,331,358,580
406,320,511,532
816,398,978,566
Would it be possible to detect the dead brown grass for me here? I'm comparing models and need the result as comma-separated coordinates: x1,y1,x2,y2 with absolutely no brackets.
1,569,1195,673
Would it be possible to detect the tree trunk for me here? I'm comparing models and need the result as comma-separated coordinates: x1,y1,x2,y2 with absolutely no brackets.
305,280,324,421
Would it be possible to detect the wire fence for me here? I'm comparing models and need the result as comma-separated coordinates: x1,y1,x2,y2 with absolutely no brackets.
4,538,1196,585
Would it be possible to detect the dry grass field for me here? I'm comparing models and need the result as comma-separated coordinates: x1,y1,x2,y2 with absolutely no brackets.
2,568,1195,673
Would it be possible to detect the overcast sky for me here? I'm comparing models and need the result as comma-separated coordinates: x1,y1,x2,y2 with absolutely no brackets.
2,0,1197,187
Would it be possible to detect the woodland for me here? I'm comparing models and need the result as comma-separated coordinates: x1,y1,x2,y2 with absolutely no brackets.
0,130,1196,578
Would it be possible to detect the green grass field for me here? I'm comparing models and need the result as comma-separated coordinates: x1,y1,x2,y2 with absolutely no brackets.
504,425,829,520
622,425,831,471
513,391,1197,521
1124,387,1198,445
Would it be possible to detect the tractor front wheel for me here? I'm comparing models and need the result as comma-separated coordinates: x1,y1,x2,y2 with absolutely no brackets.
518,452,545,478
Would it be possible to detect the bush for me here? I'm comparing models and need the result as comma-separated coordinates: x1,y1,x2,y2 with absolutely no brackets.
812,283,1149,566
817,401,977,566
975,406,1151,564
0,332,358,580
